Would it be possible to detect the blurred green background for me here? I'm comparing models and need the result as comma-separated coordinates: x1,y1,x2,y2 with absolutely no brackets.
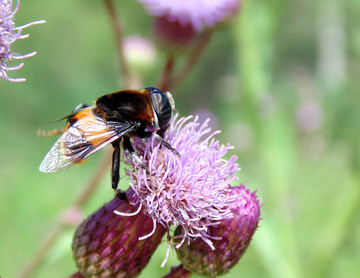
1,0,359,277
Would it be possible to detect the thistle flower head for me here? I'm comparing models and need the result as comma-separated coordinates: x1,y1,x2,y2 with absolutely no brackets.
123,35,156,73
124,114,240,251
138,0,241,32
0,0,45,82
175,185,262,276
138,0,240,52
72,115,261,275
152,16,198,53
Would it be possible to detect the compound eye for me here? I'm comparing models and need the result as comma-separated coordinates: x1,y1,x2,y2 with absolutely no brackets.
149,88,173,130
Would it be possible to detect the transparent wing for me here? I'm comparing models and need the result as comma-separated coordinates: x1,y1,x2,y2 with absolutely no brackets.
39,115,136,173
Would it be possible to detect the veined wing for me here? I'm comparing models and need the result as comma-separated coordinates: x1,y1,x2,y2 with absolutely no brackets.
39,110,136,173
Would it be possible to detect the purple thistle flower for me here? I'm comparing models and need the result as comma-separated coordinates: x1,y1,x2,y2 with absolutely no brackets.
138,0,240,32
152,16,198,52
71,115,260,275
0,0,45,82
175,185,262,276
72,188,167,277
123,114,240,257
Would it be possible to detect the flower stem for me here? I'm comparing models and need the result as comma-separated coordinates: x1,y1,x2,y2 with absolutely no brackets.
158,54,175,92
16,150,112,278
74,149,113,207
104,0,132,88
68,272,85,278
170,29,213,90
162,265,192,278
16,224,63,278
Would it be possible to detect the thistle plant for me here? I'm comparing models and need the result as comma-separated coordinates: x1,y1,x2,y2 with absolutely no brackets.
138,0,240,32
12,1,262,277
72,188,167,278
137,0,241,91
71,115,261,277
175,185,261,277
0,0,45,82
124,115,240,253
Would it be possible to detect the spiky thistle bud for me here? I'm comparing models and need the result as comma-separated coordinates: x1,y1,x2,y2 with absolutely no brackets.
175,185,261,277
72,188,167,278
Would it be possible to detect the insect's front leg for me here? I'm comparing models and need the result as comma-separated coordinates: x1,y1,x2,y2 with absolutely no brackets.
111,139,128,201
123,136,150,175
152,133,180,157
137,129,180,157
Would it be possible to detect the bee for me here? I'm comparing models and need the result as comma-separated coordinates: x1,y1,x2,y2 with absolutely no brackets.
39,87,178,200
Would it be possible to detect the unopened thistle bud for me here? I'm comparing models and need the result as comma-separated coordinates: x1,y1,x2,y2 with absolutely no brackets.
123,35,156,73
175,185,261,277
72,188,166,278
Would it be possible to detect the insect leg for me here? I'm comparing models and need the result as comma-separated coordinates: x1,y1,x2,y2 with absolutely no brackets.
123,136,150,174
123,136,161,191
153,133,180,157
136,129,180,157
111,139,128,201
37,128,64,137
